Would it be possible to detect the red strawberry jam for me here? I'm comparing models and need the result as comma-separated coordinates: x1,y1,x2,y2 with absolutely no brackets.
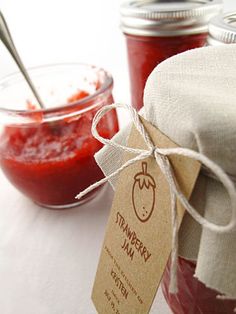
120,1,222,110
162,256,236,314
0,91,118,208
125,33,208,110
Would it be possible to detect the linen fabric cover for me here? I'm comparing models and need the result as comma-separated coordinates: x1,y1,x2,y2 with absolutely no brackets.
95,44,236,297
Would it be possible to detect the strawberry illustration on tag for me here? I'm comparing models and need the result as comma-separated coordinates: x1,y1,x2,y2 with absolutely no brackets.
132,162,156,223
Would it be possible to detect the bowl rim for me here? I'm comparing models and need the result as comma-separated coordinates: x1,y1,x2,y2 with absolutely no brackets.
0,62,113,121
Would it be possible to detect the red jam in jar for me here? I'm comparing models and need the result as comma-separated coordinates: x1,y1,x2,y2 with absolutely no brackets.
162,256,236,314
120,0,223,110
0,64,119,208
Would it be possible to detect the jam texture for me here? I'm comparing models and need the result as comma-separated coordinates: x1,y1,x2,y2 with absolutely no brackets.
0,93,118,207
162,256,236,314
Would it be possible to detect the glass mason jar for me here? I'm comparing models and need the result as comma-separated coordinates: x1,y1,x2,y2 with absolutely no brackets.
120,0,223,110
0,64,119,209
162,256,236,314
208,11,236,45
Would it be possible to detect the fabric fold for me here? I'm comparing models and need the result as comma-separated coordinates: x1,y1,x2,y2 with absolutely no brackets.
95,44,236,297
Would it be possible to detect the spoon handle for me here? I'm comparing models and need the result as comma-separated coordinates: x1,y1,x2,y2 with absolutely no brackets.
0,11,45,109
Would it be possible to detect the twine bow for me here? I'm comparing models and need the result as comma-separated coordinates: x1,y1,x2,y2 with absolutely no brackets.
76,103,236,293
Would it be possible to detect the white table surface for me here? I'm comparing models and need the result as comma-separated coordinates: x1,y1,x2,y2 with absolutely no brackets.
0,1,235,313
0,172,171,314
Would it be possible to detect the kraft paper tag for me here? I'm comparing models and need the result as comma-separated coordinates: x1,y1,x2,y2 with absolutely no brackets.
92,118,201,314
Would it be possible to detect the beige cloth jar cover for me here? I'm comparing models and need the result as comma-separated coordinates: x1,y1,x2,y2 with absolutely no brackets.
95,44,236,298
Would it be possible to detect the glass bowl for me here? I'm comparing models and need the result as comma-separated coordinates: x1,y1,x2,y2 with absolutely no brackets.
0,63,119,209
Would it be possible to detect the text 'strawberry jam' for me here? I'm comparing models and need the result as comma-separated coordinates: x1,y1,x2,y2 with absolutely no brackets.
0,64,119,209
208,11,236,45
161,256,236,314
120,0,223,110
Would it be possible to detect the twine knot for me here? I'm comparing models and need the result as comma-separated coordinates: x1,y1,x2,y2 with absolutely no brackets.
76,103,236,294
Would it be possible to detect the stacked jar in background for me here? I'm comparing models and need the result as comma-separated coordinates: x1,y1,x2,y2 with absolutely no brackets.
120,0,223,110
208,11,236,45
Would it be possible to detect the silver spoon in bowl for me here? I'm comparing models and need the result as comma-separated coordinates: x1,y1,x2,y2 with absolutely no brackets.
0,11,45,109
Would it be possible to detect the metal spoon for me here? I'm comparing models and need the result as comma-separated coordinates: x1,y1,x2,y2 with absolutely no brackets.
0,11,45,109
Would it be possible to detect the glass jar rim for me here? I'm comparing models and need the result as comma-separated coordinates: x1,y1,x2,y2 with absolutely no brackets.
208,11,236,44
0,63,113,123
120,0,223,37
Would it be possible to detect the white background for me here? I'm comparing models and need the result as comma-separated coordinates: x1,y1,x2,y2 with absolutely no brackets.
0,1,130,107
0,1,235,314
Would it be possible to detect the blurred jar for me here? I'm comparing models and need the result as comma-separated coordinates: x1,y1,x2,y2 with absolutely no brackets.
120,0,223,110
208,11,236,45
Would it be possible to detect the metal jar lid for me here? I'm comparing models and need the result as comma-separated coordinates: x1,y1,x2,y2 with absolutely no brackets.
208,12,236,45
120,0,223,37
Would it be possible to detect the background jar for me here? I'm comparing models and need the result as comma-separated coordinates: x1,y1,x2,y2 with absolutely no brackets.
208,11,236,45
120,0,223,111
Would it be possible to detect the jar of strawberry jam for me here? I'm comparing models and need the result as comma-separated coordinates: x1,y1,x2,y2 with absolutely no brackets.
120,0,223,110
0,64,119,209
208,11,236,45
161,256,236,314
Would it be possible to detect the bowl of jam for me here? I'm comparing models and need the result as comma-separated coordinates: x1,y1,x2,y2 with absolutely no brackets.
0,63,119,208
